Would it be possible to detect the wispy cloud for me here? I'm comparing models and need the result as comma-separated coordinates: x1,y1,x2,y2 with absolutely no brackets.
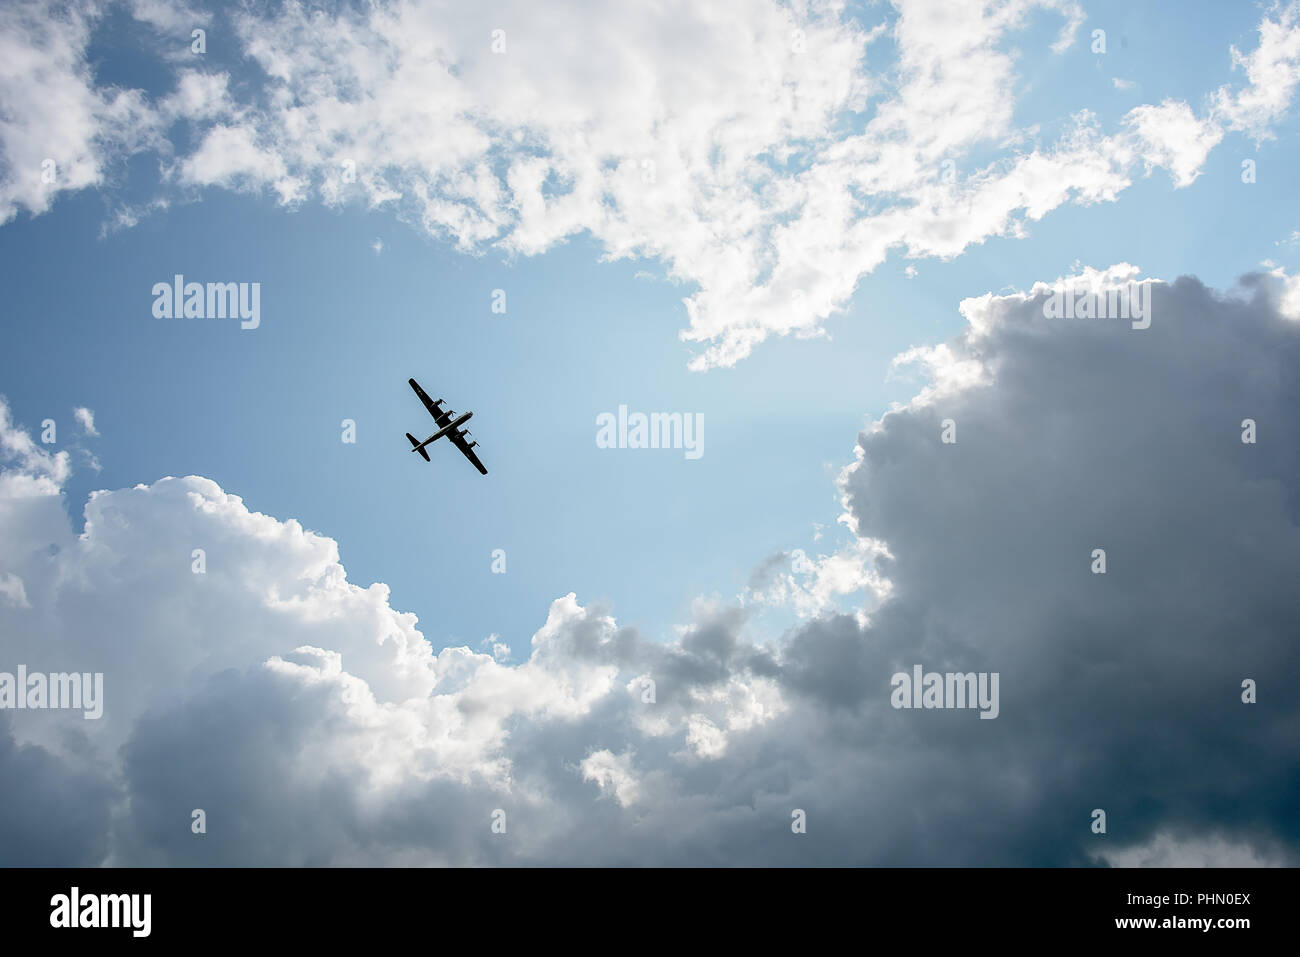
72,406,97,437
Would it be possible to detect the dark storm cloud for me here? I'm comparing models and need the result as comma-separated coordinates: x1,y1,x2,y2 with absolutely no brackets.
798,273,1300,863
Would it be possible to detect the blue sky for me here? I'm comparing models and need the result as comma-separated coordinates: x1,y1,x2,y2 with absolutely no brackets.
2,0,1300,866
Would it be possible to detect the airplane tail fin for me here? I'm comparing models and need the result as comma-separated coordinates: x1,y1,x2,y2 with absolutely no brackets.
406,432,431,461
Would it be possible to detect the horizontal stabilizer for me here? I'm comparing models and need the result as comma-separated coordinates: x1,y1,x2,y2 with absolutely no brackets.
406,432,431,461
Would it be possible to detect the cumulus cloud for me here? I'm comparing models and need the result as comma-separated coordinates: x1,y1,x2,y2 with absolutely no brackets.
4,1,1300,367
1,261,1297,865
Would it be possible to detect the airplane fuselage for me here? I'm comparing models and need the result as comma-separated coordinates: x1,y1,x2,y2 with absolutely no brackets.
414,411,472,451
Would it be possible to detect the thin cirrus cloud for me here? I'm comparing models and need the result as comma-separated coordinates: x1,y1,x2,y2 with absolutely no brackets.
1,262,1296,865
2,1,1300,367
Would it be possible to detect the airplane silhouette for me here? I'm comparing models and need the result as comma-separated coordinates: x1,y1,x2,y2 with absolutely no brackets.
404,378,488,475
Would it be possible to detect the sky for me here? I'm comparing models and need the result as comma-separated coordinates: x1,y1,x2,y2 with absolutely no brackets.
0,0,1299,866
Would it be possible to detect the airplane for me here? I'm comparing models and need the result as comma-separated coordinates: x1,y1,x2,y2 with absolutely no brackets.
404,377,488,475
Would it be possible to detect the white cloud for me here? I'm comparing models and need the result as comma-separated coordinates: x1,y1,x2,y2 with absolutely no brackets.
479,633,511,661
72,407,97,437
1261,262,1300,318
0,0,162,224
176,124,306,204
745,538,894,621
0,396,70,497
580,749,641,806
127,0,210,36
5,1,1300,367
161,70,233,122
1125,99,1223,187
1212,2,1300,140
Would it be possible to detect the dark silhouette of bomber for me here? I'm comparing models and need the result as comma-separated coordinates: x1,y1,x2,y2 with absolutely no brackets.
405,378,488,475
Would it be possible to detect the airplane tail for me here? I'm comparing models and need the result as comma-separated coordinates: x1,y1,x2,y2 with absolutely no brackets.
406,432,431,461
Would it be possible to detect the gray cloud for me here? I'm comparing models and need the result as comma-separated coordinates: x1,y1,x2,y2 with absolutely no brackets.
0,714,114,866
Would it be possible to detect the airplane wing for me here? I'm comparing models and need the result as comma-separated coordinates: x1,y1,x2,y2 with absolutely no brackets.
409,378,455,429
449,427,488,475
